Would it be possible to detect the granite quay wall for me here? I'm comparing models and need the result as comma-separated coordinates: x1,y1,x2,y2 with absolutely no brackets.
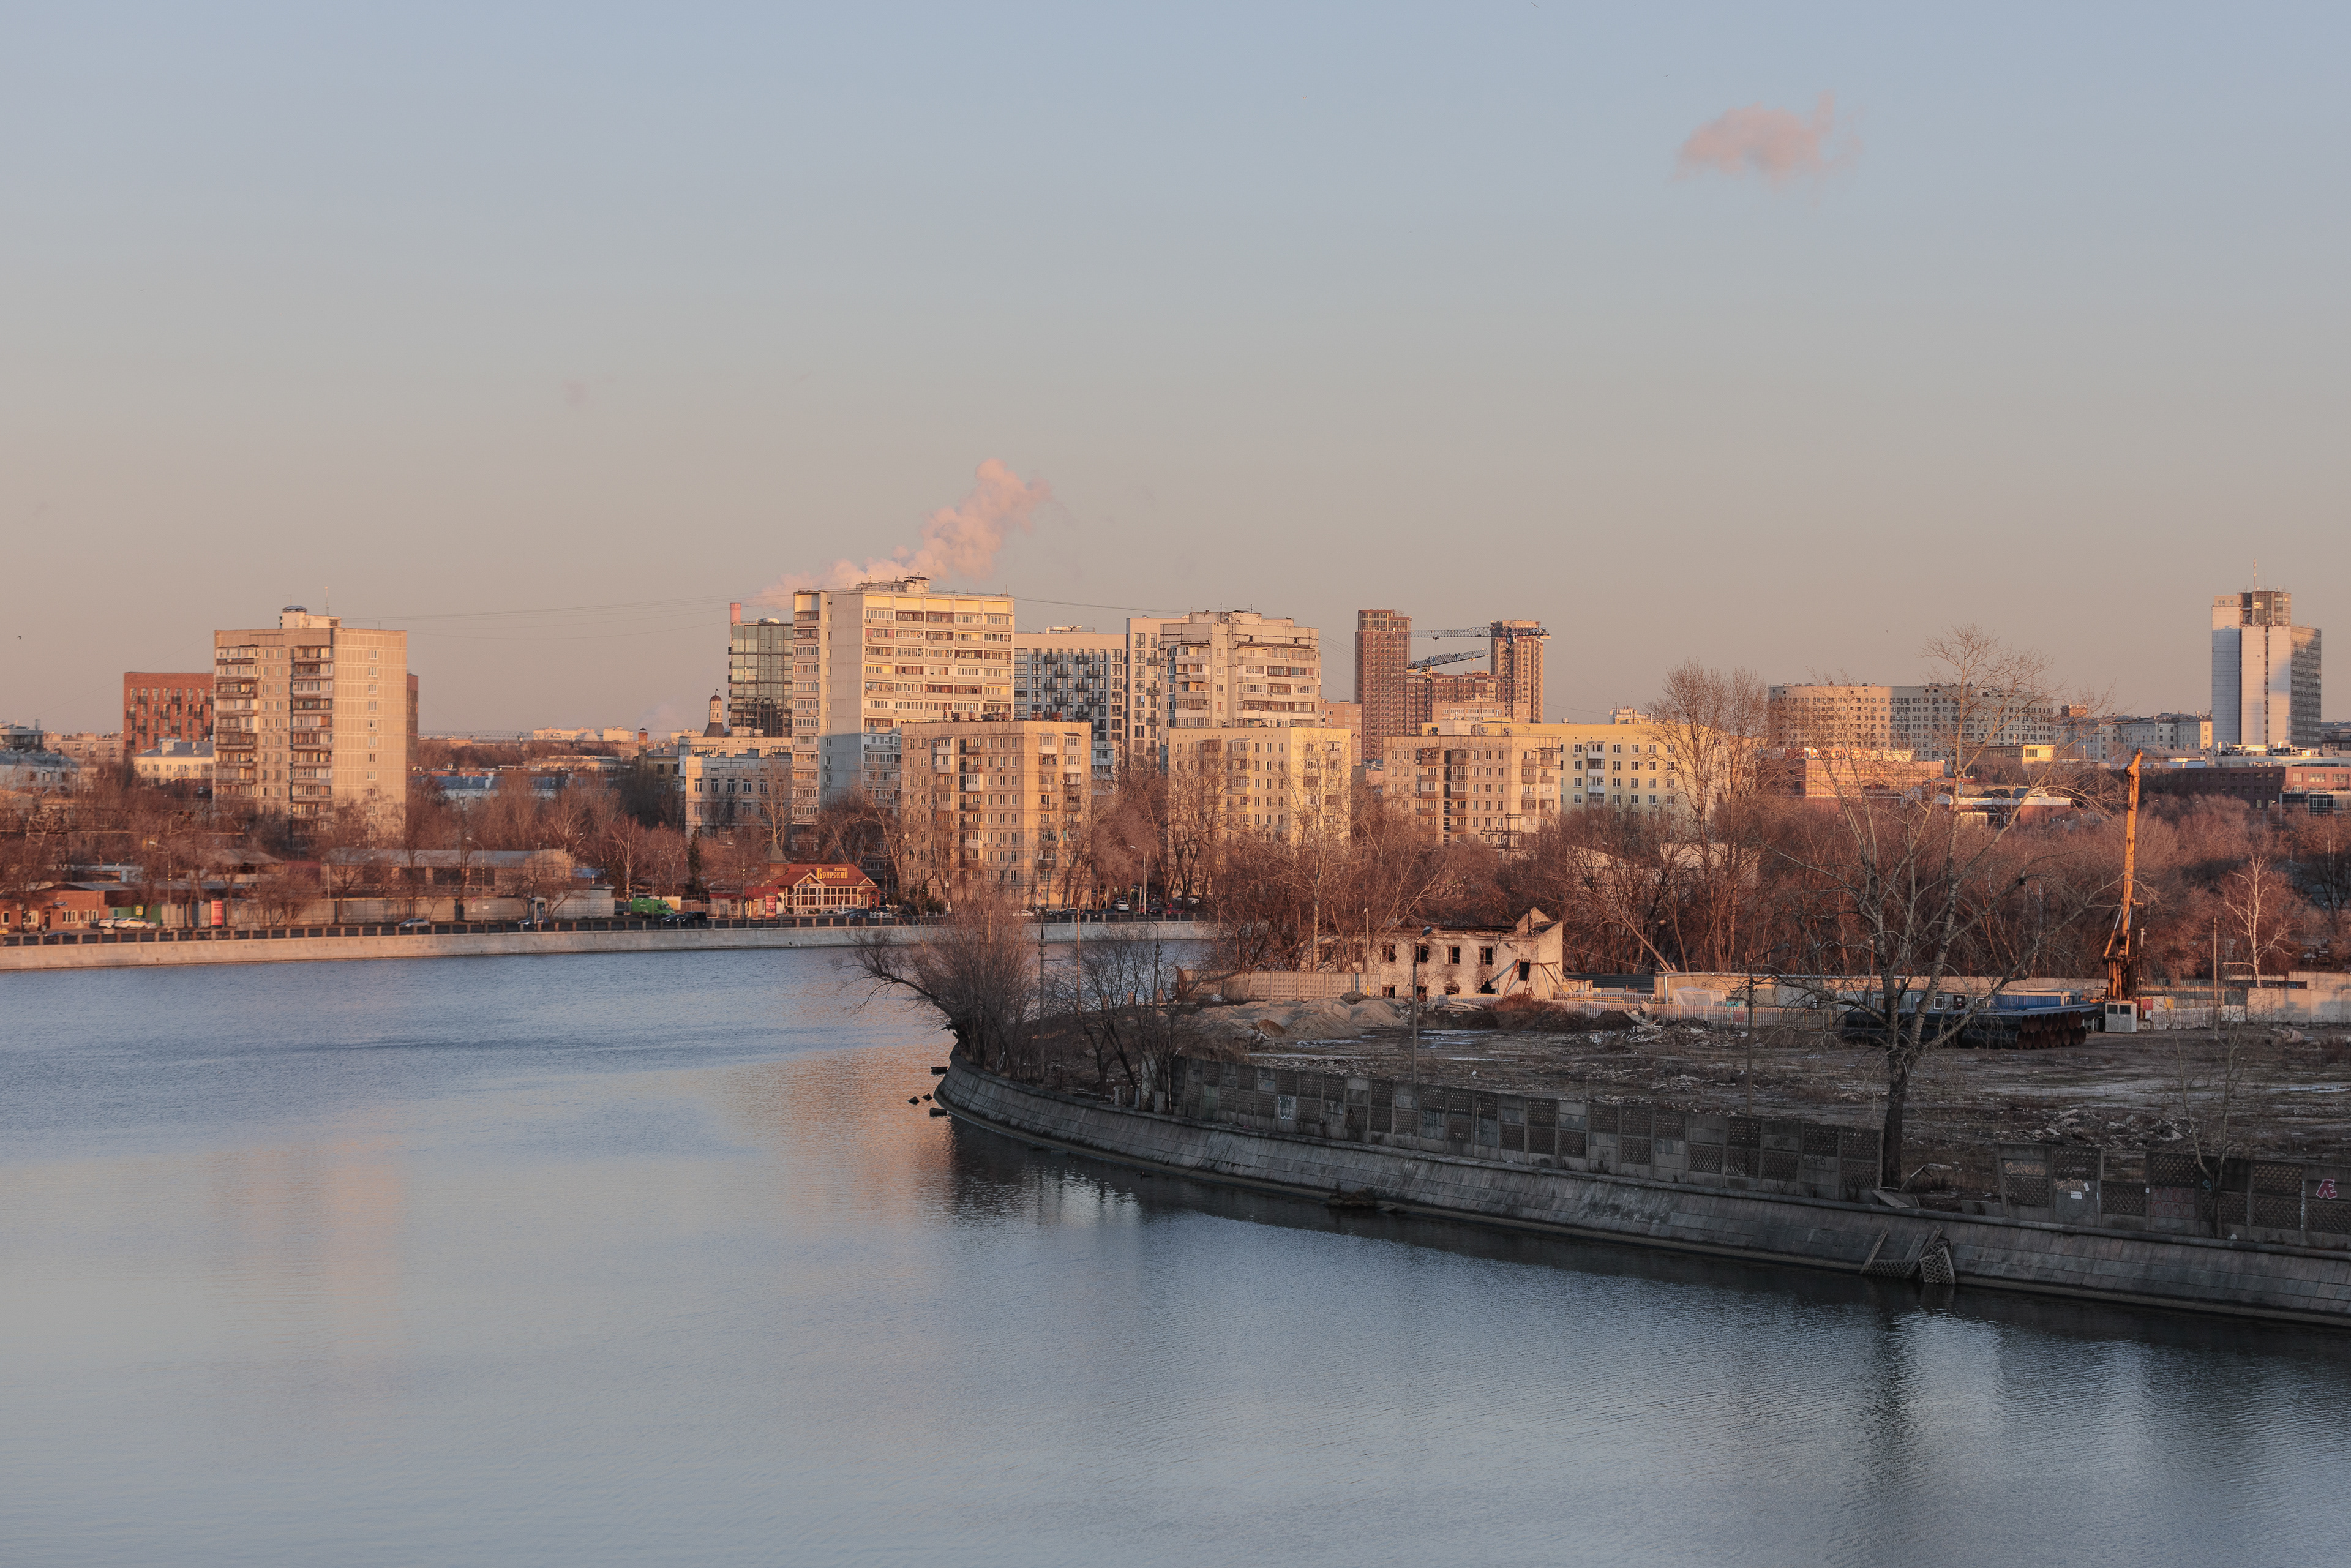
936,1059,2351,1328
0,915,1196,973
1171,1058,2351,1253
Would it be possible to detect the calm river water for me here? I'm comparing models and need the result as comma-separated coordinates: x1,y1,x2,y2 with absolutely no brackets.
4,949,2348,1566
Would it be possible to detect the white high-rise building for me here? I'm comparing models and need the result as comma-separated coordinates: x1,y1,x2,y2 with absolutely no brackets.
786,576,1016,814
2212,590,2320,750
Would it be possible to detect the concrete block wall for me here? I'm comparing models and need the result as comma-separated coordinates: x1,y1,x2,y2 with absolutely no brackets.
939,1060,2351,1328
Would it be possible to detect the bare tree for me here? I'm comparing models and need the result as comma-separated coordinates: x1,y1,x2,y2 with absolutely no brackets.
850,893,1039,1075
603,815,648,901
2221,849,2306,983
1061,928,1192,1101
315,801,378,921
251,863,312,927
1768,625,2109,1187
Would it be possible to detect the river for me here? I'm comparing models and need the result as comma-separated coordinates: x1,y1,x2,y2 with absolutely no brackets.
4,950,2347,1566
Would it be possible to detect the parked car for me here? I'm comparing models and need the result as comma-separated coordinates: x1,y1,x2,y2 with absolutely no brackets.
397,917,435,929
1113,900,1131,913
98,917,157,930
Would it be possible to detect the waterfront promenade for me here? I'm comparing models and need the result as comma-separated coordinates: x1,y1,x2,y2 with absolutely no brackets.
0,913,1196,972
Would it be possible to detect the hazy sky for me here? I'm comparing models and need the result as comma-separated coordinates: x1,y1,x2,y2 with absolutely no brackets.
6,5,2346,734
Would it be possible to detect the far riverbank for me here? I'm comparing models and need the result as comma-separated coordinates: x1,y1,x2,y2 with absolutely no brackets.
0,915,1198,973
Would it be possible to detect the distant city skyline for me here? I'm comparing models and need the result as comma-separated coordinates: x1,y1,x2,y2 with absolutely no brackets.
6,7,2346,732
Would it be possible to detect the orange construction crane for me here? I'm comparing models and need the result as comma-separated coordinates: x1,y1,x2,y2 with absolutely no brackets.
2102,750,2143,1002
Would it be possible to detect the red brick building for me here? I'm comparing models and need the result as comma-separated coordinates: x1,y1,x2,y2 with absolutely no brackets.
124,672,215,754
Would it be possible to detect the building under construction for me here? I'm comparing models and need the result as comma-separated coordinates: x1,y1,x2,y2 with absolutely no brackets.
1354,611,1547,752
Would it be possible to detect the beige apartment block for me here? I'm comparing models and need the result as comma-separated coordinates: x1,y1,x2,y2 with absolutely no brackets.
1761,748,1947,799
1888,683,2055,762
638,740,798,836
213,607,408,831
1767,685,1893,750
1319,700,1363,768
1145,610,1322,743
899,719,1095,902
778,576,1016,819
1375,724,1560,847
1166,725,1352,847
1375,717,1698,841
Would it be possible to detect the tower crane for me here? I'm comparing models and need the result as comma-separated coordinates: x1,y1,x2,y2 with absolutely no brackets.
1406,623,1548,672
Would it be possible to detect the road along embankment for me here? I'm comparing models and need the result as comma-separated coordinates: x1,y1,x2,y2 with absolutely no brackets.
0,919,1195,973
935,1059,2351,1329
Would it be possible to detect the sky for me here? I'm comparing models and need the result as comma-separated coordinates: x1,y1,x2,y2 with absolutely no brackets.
4,4,2347,734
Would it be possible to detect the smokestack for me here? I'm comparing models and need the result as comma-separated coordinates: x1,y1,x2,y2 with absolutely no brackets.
729,602,741,625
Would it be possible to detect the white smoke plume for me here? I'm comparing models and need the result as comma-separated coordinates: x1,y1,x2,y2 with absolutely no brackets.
1675,92,1855,189
761,459,1051,600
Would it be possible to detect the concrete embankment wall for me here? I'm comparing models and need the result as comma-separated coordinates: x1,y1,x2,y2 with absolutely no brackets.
936,1062,2351,1328
0,920,1192,973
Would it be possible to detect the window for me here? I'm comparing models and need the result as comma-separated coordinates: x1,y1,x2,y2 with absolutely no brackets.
1479,946,1495,966
1414,943,1430,964
1382,943,1396,962
1447,945,1461,964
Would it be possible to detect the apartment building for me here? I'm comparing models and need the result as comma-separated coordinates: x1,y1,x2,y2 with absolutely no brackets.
1489,620,1547,721
1168,725,1353,846
212,607,408,830
133,738,214,788
1144,610,1322,748
122,672,214,752
1760,749,1948,799
1771,681,2054,762
1013,627,1126,774
46,732,122,768
1768,685,1892,749
2053,710,2212,763
899,719,1093,901
1355,609,1411,756
754,577,1017,823
1319,700,1363,768
1888,683,2054,761
643,740,796,835
1375,724,1561,847
2213,588,2321,749
1409,668,1525,730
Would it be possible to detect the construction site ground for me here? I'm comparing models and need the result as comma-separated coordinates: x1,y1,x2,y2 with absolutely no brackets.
1187,997,2351,1193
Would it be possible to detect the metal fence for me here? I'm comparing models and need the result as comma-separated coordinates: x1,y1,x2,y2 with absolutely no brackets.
1165,1056,2351,1250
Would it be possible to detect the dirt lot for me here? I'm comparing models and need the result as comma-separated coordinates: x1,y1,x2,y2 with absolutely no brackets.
1188,998,2351,1191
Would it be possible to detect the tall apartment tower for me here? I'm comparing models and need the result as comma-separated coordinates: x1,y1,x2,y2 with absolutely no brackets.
1489,620,1547,722
785,576,1016,816
1147,610,1322,740
1355,609,1411,754
212,607,408,831
1013,627,1127,775
2213,589,2321,749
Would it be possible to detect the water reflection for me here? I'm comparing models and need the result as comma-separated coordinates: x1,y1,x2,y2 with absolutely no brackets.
2,952,2347,1568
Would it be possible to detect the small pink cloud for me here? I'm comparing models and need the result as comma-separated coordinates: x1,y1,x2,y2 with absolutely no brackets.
1676,92,1855,189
